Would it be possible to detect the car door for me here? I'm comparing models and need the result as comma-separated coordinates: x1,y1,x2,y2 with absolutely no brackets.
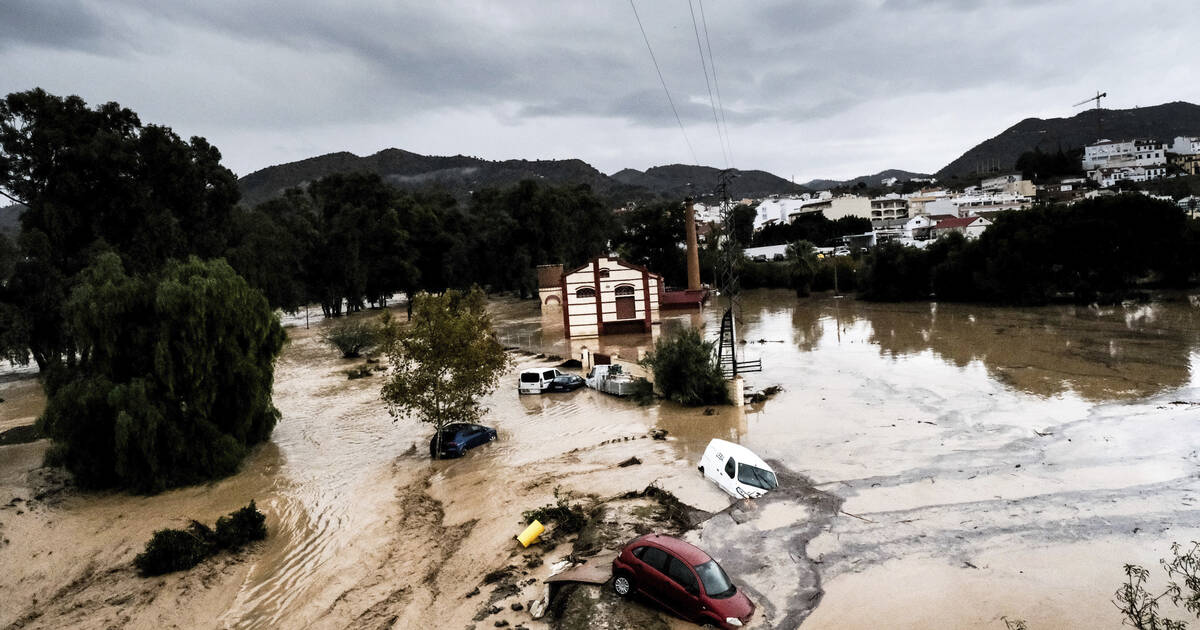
542,370,557,390
632,546,672,607
661,554,703,621
470,425,488,447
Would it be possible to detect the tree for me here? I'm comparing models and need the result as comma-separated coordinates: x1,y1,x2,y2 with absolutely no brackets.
37,254,286,492
787,240,819,297
380,288,510,458
641,327,729,406
612,199,688,286
0,89,239,370
1113,542,1200,629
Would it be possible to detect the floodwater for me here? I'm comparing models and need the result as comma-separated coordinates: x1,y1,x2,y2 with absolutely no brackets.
1,290,1198,629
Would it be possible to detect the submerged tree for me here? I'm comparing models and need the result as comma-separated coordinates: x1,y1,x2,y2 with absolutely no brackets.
380,288,509,458
641,327,730,406
787,240,819,297
38,254,286,492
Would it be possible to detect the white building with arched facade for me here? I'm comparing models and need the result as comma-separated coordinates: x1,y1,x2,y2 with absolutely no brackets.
537,257,662,338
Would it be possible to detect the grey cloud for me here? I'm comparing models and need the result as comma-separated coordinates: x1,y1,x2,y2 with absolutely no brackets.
0,0,117,53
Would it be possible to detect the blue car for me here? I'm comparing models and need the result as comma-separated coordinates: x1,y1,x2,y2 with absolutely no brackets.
429,423,498,459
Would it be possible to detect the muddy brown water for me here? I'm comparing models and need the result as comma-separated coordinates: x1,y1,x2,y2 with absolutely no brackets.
1,290,1199,629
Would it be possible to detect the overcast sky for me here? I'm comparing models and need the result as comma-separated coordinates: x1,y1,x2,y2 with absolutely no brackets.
2,0,1196,183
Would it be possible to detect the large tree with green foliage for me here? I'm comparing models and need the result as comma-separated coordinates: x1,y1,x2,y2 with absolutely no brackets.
0,89,239,370
612,199,688,286
380,288,509,458
38,254,285,492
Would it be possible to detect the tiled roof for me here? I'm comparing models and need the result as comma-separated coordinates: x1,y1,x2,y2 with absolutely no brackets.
934,216,981,229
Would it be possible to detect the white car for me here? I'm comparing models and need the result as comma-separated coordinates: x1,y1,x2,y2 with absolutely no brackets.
698,439,779,500
518,368,563,395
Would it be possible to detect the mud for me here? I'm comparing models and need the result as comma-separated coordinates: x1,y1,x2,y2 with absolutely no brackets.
0,291,1198,629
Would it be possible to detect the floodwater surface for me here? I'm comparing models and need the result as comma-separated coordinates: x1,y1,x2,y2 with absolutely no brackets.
1,290,1198,629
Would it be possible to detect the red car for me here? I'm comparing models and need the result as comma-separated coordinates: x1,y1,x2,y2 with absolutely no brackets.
611,533,755,628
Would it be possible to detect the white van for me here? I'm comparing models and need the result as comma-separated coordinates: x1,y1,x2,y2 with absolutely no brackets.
518,368,563,395
698,439,779,500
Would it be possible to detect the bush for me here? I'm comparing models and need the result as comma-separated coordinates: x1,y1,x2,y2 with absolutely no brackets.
641,327,730,406
629,377,656,406
133,501,268,576
320,318,381,358
215,500,268,550
134,527,213,576
523,488,588,535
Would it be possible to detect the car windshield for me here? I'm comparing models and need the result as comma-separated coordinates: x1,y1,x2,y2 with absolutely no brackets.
520,373,541,383
694,560,735,599
737,463,778,491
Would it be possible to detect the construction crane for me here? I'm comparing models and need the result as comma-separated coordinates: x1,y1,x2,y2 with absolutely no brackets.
1073,91,1107,141
1072,91,1107,109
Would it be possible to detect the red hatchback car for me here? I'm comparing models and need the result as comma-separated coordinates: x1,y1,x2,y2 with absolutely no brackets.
611,533,755,628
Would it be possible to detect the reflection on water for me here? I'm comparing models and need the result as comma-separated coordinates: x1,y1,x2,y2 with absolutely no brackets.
495,290,1200,402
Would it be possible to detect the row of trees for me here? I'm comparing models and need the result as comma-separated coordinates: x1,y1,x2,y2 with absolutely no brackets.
752,213,871,248
859,195,1200,304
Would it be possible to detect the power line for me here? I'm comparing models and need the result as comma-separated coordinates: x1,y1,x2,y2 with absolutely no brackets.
629,0,699,166
688,0,729,168
697,0,734,167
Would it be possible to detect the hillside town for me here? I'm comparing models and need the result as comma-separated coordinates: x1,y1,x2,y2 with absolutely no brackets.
701,134,1200,257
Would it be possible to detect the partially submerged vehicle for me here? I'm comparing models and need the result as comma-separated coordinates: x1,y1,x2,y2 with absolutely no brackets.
585,363,637,397
429,423,497,458
518,368,564,394
698,439,779,500
611,533,755,629
546,373,585,392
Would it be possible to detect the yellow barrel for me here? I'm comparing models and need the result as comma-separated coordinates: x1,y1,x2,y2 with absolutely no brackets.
517,520,545,547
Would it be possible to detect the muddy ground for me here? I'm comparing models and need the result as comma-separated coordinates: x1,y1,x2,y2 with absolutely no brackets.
2,292,1200,629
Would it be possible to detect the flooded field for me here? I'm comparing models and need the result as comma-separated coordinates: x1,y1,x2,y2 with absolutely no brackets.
1,289,1199,629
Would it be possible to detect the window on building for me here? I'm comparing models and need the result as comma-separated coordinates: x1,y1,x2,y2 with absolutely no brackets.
615,284,635,296
598,268,610,279
576,287,596,298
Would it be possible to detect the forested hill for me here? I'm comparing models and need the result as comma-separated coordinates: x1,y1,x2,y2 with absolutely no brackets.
935,101,1200,181
237,149,635,206
610,164,805,199
237,149,804,207
800,169,931,190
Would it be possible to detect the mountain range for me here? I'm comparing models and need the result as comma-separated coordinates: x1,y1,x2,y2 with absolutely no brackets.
237,101,1200,204
236,149,804,207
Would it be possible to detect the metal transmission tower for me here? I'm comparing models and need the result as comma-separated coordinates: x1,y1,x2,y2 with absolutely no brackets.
713,170,760,378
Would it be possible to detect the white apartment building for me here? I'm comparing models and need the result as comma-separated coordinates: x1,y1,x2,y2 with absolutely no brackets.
1083,138,1168,188
1170,136,1200,155
1089,165,1168,188
753,194,831,230
1082,139,1167,170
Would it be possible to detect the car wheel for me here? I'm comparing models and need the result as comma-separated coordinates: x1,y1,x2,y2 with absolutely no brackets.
698,465,705,475
612,572,634,598
489,432,497,441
